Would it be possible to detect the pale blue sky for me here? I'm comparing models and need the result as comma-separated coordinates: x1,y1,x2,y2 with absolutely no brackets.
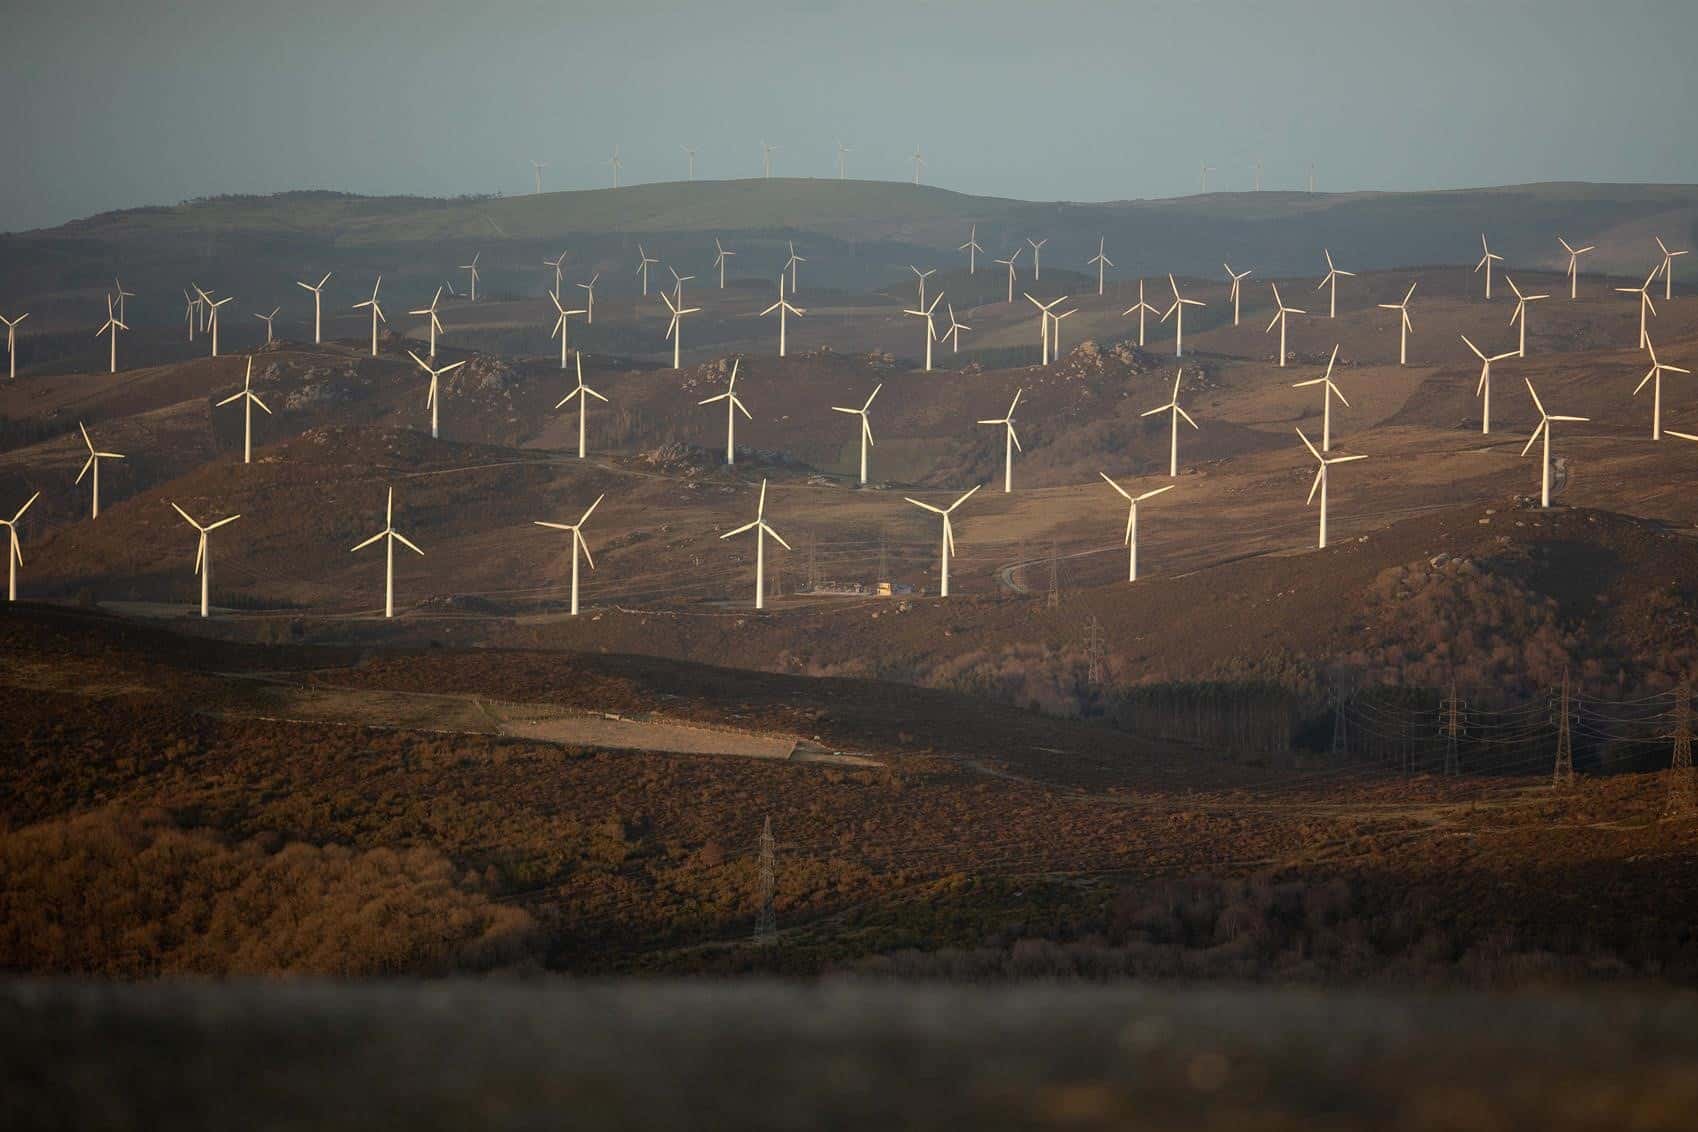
4,0,1695,232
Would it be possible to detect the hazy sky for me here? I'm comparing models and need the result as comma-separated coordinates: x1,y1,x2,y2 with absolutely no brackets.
5,1,1695,232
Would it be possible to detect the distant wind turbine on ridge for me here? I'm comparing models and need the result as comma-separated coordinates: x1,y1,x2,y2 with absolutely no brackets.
720,479,790,610
1522,379,1587,509
831,383,881,485
350,486,424,619
1161,274,1205,358
1317,249,1355,319
904,485,979,598
1506,276,1549,357
95,294,127,374
1558,237,1594,300
1266,283,1305,367
254,306,280,346
296,272,332,344
760,275,805,357
555,351,608,459
995,248,1021,304
2,491,39,602
170,501,241,618
1297,427,1367,550
635,244,659,296
549,292,587,369
1378,282,1416,366
534,494,604,616
906,292,944,372
460,253,481,302
1616,267,1659,349
407,350,466,439
1634,338,1691,441
75,422,125,518
960,224,982,274
353,276,387,357
977,389,1024,493
1027,238,1046,280
660,290,701,370
1123,280,1160,347
1142,369,1197,477
1023,293,1065,366
1461,334,1518,435
1089,237,1114,296
698,358,750,464
408,286,446,358
1098,474,1172,582
1291,345,1350,451
576,272,599,324
713,238,736,289
1475,234,1503,300
1656,236,1689,300
1,311,28,380
216,357,273,464
1224,264,1251,326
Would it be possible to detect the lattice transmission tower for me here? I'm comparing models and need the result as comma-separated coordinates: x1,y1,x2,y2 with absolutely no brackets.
1552,669,1575,789
1667,681,1694,818
1439,681,1466,776
753,815,777,945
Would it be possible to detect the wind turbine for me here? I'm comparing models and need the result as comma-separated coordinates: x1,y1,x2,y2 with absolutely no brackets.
196,286,234,358
1022,293,1065,366
169,502,241,618
254,306,280,346
1143,369,1197,477
1098,474,1172,582
1474,235,1503,300
831,383,880,485
910,265,938,310
1089,237,1114,296
216,357,273,464
1317,249,1355,319
460,253,481,302
353,276,387,357
350,486,424,619
1265,283,1305,368
720,478,790,610
904,485,979,598
1224,264,1251,326
760,140,779,179
660,290,700,370
835,140,850,179
906,292,944,372
2,492,39,602
960,224,983,274
977,389,1024,493
1522,379,1587,509
408,286,445,357
1291,345,1350,451
1051,306,1078,357
1656,237,1689,300
1160,274,1206,358
1377,282,1416,365
1252,160,1262,191
108,278,135,328
784,241,805,293
531,160,548,194
534,494,604,616
713,238,735,288
543,251,568,300
943,302,970,353
1461,334,1518,435
1506,276,1549,357
1027,238,1046,280
682,145,696,180
1,311,27,380
1297,427,1367,549
911,148,924,185
296,272,332,343
555,350,608,459
1558,238,1594,300
759,275,805,358
698,358,749,463
1122,280,1160,347
548,292,587,369
407,350,466,439
575,272,600,324
608,146,622,188
184,290,200,343
666,266,693,305
75,422,125,518
1616,267,1659,349
1199,163,1215,193
1634,339,1691,440
95,294,126,374
995,248,1021,304
635,245,659,296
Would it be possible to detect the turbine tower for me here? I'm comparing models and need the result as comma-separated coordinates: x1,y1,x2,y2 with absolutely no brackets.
543,251,568,300
1224,264,1251,326
960,224,983,274
1089,237,1114,296
460,253,481,302
635,244,659,296
196,287,235,358
905,292,944,372
75,422,125,518
1558,237,1594,300
1160,274,1206,358
113,277,135,324
1616,267,1659,349
1142,369,1197,477
1503,276,1550,358
1,311,28,380
910,265,937,310
216,357,273,464
407,350,467,439
254,306,280,346
169,502,241,618
1317,249,1355,319
835,139,851,179
1266,283,1305,367
977,389,1024,493
1297,427,1367,549
943,303,970,353
350,486,424,619
1023,293,1065,366
531,160,548,194
548,292,587,369
720,479,790,610
1027,238,1046,280
184,290,201,343
660,290,700,370
1122,280,1160,347
1461,333,1518,435
95,294,127,374
353,276,387,357
903,485,979,598
296,272,332,344
608,146,623,188
994,248,1022,304
911,148,924,185
698,358,750,464
713,238,736,288
784,241,805,293
534,494,603,616
667,266,693,305
408,286,446,358
1291,345,1350,451
1634,339,1691,441
555,350,609,459
1474,234,1503,300
1377,282,1416,366
2,491,39,602
1656,236,1689,300
1522,379,1588,509
576,272,599,324
760,275,805,357
682,145,696,180
830,383,881,485
1098,474,1173,582
760,140,779,179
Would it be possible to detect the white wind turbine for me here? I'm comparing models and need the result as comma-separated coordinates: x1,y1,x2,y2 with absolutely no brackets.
353,276,387,357
1098,474,1172,582
195,286,234,358
660,290,701,370
531,160,548,194
1265,283,1305,367
1474,234,1503,300
714,238,736,288
1317,249,1355,319
1656,237,1689,300
548,292,587,369
720,478,790,610
184,290,201,343
1122,280,1160,347
667,266,693,305
409,286,446,357
460,253,481,302
576,272,600,324
1634,339,1691,441
1023,293,1065,366
910,265,937,310
1089,237,1114,296
977,389,1024,493
216,357,272,464
1143,369,1197,477
943,302,970,353
254,306,280,346
1297,427,1367,550
608,146,623,188
911,148,925,185
296,272,332,344
1506,276,1549,357
905,292,944,372
1224,264,1251,326
1522,379,1587,509
1558,238,1594,300
1160,274,1206,358
831,383,881,485
556,350,608,459
1051,306,1078,357
1027,238,1047,280
784,241,805,293
698,358,750,464
1291,345,1350,451
682,145,696,180
534,494,604,616
543,251,568,300
1461,334,1519,435
75,422,125,518
350,486,424,619
836,139,851,179
1377,282,1416,365
761,140,779,179
95,294,127,374
960,224,983,274
904,485,979,598
760,275,805,357
1616,267,1659,349
408,350,466,440
995,248,1022,304
1,311,27,380
1199,162,1215,193
169,502,241,618
2,491,38,602
113,277,135,324
635,244,659,296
